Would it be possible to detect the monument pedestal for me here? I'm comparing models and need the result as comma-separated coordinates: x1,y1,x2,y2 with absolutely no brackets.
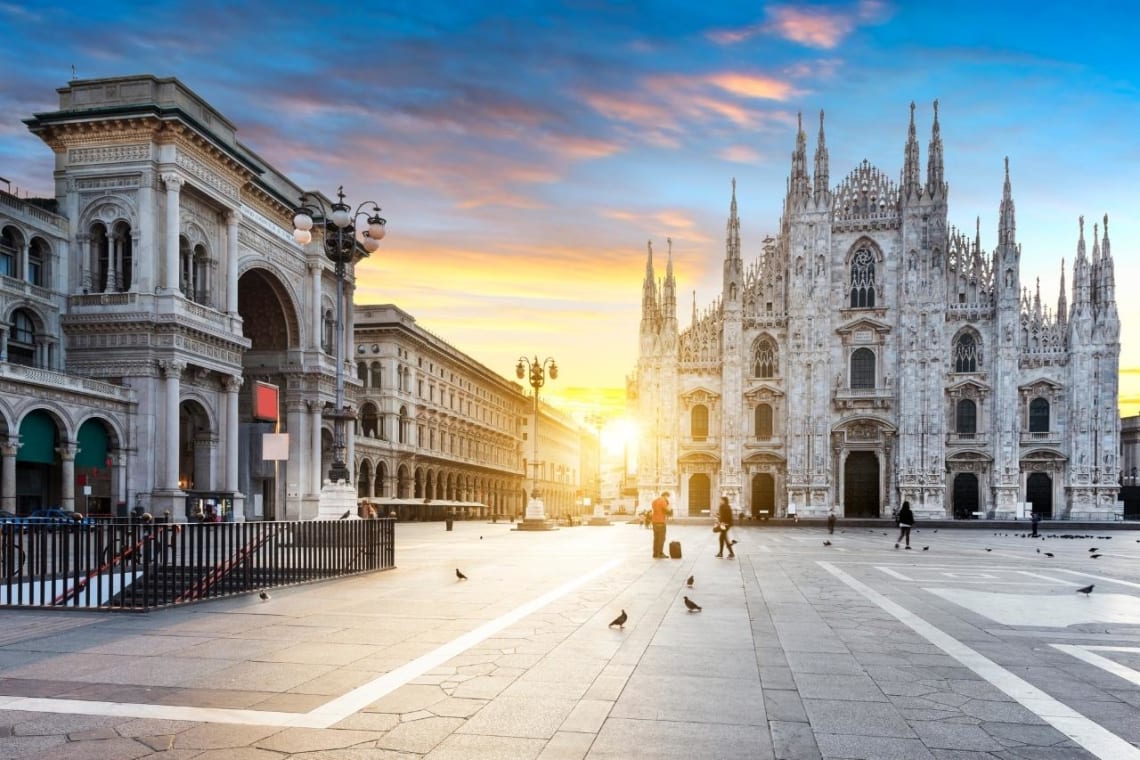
318,480,357,521
588,502,611,526
513,496,557,531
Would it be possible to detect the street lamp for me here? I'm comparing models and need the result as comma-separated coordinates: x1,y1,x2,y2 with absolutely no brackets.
293,186,386,484
516,355,557,528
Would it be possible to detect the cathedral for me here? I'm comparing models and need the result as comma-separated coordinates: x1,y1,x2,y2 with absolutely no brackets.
634,102,1121,521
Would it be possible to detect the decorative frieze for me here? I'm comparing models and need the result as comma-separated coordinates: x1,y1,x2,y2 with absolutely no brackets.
69,144,149,165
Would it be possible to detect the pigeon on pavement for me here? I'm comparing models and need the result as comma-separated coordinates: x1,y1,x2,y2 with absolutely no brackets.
683,596,702,612
1076,584,1095,596
922,546,929,551
823,540,832,546
456,568,468,580
985,548,992,552
686,575,694,587
1089,548,1098,553
1090,554,1102,559
258,590,271,601
609,610,627,628
1044,552,1054,557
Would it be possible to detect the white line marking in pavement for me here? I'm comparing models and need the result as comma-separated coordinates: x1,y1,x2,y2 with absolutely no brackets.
819,561,1140,760
1016,570,1077,584
1052,645,1140,688
876,566,911,580
0,557,624,729
1054,569,1140,591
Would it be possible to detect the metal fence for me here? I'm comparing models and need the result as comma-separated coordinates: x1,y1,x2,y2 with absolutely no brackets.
1,518,394,611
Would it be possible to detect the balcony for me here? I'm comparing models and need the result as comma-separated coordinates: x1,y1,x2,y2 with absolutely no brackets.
833,385,893,410
1020,431,1061,445
0,363,134,403
946,432,988,446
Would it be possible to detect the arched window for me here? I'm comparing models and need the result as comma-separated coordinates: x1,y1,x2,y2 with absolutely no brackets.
691,404,709,441
28,237,48,287
112,221,133,292
1029,398,1050,433
849,248,876,308
356,362,368,384
956,399,977,437
322,309,334,353
755,404,773,440
0,226,19,278
850,348,875,389
398,405,409,444
370,361,382,388
954,333,978,373
8,309,36,366
753,338,777,378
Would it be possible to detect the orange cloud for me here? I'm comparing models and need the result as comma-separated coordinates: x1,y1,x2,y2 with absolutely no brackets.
707,72,798,101
719,144,762,164
708,1,891,50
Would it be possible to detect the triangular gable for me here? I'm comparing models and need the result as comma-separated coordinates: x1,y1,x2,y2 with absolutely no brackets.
836,316,891,336
680,385,719,404
743,383,784,402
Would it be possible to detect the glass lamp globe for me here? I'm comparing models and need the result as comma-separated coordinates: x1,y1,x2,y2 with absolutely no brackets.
293,212,313,231
293,229,312,245
330,207,352,228
369,219,387,240
362,234,380,253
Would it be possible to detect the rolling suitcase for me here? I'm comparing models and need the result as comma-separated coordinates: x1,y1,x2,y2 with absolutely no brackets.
669,540,682,559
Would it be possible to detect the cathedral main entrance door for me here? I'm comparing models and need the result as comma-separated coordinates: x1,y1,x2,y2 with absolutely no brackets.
843,452,879,518
953,473,979,519
688,474,710,516
1026,472,1052,519
751,473,774,520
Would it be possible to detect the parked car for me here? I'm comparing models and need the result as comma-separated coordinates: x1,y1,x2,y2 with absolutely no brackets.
26,508,95,528
0,509,27,532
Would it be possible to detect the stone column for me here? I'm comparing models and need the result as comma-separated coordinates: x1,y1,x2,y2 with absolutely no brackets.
162,361,185,491
309,261,323,350
160,173,183,293
223,375,242,494
58,443,78,511
111,451,126,516
76,233,91,292
1,441,18,512
309,399,323,491
346,417,356,485
226,210,241,314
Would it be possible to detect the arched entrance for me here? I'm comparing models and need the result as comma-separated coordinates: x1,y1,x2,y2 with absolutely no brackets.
751,473,774,519
76,418,115,514
687,473,710,516
843,452,879,518
16,409,62,511
1026,472,1052,519
953,473,979,519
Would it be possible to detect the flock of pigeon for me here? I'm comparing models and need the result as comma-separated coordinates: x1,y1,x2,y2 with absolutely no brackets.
609,573,703,629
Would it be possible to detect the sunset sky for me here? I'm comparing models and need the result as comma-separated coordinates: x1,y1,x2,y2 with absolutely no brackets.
1,1,1136,421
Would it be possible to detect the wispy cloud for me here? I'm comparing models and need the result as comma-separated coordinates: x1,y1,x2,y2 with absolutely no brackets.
709,1,891,50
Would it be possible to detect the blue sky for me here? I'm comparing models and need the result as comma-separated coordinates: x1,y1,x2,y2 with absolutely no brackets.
1,0,1137,417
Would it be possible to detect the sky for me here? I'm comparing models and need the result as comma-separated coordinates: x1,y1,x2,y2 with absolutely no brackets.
1,0,1137,423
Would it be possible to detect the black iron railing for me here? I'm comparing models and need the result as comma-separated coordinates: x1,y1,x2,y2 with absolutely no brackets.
0,518,394,611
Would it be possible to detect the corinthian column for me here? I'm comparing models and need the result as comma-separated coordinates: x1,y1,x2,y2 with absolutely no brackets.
226,210,241,314
58,443,78,511
223,375,242,494
161,173,184,293
162,361,185,490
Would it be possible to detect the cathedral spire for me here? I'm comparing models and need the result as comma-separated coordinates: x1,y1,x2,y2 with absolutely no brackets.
998,157,1016,248
813,110,829,200
902,101,921,199
692,290,697,328
926,99,945,198
1073,216,1091,311
789,112,811,205
1057,258,1067,330
664,237,677,330
641,239,657,331
1100,213,1116,311
726,177,741,262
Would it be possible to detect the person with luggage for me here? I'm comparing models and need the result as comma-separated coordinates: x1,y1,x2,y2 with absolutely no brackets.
715,496,735,559
650,491,671,558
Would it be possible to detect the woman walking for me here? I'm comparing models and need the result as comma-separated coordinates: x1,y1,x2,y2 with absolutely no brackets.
716,497,736,559
895,501,914,550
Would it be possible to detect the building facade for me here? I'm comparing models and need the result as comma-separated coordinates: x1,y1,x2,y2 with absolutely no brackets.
634,103,1121,521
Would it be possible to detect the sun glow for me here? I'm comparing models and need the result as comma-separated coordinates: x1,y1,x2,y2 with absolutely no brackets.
601,417,638,457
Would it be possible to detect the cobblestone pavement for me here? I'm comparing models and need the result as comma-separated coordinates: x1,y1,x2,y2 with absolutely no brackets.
1,521,1139,759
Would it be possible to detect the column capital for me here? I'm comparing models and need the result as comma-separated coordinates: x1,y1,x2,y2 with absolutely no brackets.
226,208,243,225
0,441,20,457
160,173,184,191
160,360,187,378
307,399,325,414
222,374,244,392
56,443,78,461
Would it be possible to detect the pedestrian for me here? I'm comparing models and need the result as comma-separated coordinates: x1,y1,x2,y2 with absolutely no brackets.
650,491,671,558
827,509,836,535
895,501,914,549
715,496,735,559
1030,510,1041,538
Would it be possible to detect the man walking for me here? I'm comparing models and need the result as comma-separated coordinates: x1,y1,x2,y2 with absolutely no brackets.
651,491,671,558
827,509,836,535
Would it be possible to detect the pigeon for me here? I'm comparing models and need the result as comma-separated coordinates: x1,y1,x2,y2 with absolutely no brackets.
1036,549,1040,553
1089,548,1098,553
456,568,468,580
686,575,694,587
1044,552,1054,557
823,540,832,546
1090,554,1102,559
922,546,929,551
258,590,271,601
609,609,627,628
1076,584,1095,596
683,596,702,613
985,548,992,552
933,530,938,533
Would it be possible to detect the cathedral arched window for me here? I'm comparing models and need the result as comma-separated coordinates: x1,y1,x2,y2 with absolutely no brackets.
849,248,876,308
1029,398,1050,433
753,338,777,378
850,348,875,390
691,405,709,441
956,399,977,437
755,404,773,440
953,333,979,373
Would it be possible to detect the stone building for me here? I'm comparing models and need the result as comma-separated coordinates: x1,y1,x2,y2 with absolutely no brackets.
634,103,1121,521
351,304,600,520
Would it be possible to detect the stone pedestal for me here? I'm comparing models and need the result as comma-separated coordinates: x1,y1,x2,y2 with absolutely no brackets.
318,480,357,521
514,496,556,531
588,502,611,526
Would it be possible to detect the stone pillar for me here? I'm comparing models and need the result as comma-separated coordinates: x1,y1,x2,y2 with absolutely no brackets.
309,399,323,492
224,376,241,495
161,173,183,293
111,451,126,516
346,417,356,485
58,443,78,511
1,441,18,512
76,233,91,292
226,210,241,314
162,361,185,490
309,261,322,350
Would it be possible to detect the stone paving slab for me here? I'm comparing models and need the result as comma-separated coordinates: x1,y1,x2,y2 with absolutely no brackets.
0,522,1137,758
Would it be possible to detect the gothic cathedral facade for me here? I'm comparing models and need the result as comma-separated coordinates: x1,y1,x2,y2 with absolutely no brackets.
634,103,1121,521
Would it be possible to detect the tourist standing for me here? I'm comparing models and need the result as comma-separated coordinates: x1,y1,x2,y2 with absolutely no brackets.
650,492,670,558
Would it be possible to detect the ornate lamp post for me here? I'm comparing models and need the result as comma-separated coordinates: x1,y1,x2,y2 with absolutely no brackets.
293,187,386,485
516,355,557,529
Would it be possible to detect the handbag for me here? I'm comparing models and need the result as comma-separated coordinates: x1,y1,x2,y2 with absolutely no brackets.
713,522,724,533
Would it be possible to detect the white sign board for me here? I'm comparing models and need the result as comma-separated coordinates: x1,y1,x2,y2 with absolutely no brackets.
262,433,290,461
